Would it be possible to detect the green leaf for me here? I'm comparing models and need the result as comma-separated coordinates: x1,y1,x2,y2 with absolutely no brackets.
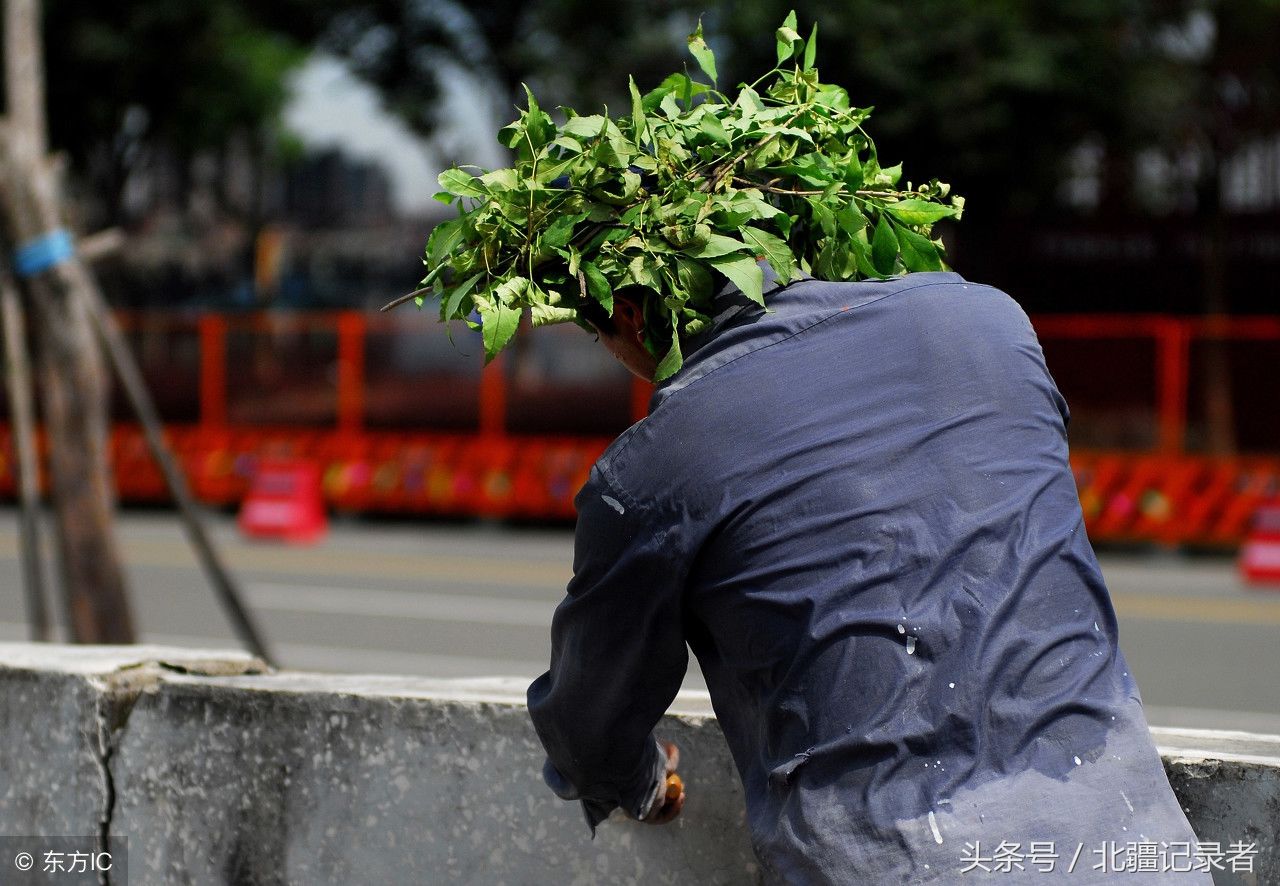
872,161,903,187
834,203,867,238
535,155,580,184
843,157,865,191
426,218,466,267
896,226,944,271
441,271,484,321
700,113,730,145
593,169,642,204
675,257,714,307
531,301,578,326
629,76,647,142
777,10,800,63
653,324,684,382
735,86,764,115
729,190,782,219
418,261,447,290
561,115,622,141
550,136,585,155
497,122,524,150
808,198,837,238
682,313,711,336
581,261,614,314
661,223,712,249
643,74,711,113
685,233,751,259
815,84,852,112
883,198,958,226
803,21,818,71
437,168,486,199
479,168,519,190
521,84,556,149
542,212,585,249
709,254,765,306
740,226,795,284
492,276,529,307
477,285,522,363
628,254,662,289
871,215,899,276
687,20,718,84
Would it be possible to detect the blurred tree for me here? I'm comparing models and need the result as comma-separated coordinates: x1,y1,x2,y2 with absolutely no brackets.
32,0,1280,232
313,1,1154,221
320,1,1278,222
36,0,348,224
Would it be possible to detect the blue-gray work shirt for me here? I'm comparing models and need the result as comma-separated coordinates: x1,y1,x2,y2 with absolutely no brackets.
527,271,1207,883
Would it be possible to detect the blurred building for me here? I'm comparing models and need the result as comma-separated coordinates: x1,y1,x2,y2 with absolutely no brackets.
281,149,395,229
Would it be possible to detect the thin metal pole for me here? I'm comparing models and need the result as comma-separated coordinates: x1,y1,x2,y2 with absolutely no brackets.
79,284,274,665
0,270,50,640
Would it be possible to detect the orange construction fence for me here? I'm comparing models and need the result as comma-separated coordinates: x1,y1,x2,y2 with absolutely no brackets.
0,310,1275,545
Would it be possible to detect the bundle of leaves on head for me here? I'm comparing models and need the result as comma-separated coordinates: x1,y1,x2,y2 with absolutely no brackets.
416,11,964,382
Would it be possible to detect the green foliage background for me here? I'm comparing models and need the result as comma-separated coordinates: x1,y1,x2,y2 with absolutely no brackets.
32,0,1280,317
319,0,1280,226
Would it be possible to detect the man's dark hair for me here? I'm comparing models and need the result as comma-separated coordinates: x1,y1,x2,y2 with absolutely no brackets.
576,296,615,335
578,284,662,337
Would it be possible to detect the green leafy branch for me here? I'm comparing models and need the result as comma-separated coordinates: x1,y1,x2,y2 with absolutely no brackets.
402,11,964,382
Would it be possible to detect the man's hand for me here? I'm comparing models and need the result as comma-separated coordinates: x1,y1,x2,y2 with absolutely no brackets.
642,741,686,825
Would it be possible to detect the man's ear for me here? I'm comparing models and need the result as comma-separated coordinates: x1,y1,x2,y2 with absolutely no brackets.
612,293,647,344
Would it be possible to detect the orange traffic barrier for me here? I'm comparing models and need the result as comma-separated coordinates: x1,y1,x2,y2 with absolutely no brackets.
1240,502,1280,585
238,457,328,544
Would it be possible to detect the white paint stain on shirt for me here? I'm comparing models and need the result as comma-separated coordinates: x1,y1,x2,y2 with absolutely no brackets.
601,495,625,515
928,811,944,844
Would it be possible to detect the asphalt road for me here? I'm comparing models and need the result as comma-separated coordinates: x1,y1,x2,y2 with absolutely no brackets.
2,507,1279,734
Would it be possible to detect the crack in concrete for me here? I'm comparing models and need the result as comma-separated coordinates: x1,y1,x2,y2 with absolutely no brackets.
75,656,267,886
93,695,118,886
90,665,164,886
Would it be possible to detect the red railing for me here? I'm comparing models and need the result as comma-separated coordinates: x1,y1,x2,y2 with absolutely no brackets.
1032,314,1280,454
0,310,1276,542
176,311,652,438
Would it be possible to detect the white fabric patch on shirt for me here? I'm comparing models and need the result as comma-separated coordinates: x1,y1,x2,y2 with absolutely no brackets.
601,494,625,515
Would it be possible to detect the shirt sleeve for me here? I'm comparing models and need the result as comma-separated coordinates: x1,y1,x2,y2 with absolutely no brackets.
526,462,690,832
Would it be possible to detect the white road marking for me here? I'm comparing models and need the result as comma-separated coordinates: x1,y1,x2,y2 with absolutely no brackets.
246,582,553,627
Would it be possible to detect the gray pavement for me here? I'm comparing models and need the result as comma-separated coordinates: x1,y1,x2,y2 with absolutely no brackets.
1,507,1279,734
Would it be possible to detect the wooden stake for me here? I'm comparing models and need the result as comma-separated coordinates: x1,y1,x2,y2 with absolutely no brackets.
4,0,45,159
2,0,133,642
0,269,50,640
1,0,270,660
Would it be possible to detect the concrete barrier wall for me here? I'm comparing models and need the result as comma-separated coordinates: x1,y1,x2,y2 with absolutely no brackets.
0,643,1276,885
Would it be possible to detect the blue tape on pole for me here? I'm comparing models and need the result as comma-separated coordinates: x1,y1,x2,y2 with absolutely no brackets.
13,229,75,278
